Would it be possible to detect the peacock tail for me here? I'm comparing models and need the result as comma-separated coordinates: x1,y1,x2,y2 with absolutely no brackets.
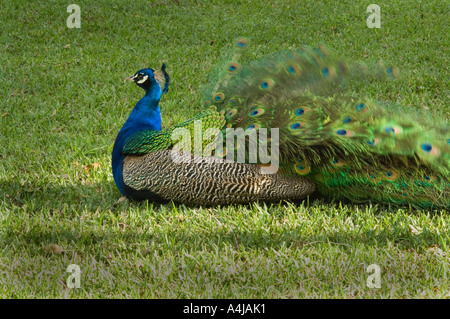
197,38,449,209
115,38,449,209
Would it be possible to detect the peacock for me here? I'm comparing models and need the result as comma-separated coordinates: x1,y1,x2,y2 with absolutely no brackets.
112,38,449,209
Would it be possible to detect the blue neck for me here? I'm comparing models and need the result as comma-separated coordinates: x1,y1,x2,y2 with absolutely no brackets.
112,88,162,195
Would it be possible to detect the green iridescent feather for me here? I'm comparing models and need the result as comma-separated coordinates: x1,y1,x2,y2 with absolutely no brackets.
123,108,226,154
197,38,448,209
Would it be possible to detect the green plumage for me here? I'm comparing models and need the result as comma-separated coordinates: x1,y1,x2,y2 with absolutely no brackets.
123,108,225,154
121,38,449,209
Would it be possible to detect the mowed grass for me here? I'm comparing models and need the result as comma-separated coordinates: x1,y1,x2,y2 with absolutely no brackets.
0,0,449,298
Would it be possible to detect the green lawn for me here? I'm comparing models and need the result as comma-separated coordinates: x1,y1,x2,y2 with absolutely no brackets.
0,0,449,298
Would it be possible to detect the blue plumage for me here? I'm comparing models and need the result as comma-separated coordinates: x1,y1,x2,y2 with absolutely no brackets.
112,66,169,196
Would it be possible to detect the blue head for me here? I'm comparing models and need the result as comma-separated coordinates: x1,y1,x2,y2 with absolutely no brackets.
112,64,170,196
120,63,170,133
125,63,170,94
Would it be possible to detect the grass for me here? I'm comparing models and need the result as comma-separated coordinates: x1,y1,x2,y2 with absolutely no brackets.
0,0,449,298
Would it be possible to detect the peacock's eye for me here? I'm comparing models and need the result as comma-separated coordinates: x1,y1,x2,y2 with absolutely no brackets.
134,72,149,84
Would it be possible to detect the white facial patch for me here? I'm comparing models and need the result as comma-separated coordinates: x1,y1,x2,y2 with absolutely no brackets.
137,75,149,84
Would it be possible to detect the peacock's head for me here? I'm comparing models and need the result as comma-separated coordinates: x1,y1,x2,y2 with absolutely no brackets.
125,63,169,94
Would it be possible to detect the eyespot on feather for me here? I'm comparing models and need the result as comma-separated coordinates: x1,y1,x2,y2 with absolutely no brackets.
260,78,275,91
367,171,382,183
235,37,249,48
214,92,225,102
367,138,381,146
423,174,437,182
386,66,399,79
295,107,310,116
226,62,241,73
343,116,353,124
334,129,355,137
384,170,399,181
247,124,261,131
249,108,265,117
294,164,311,175
228,97,241,105
225,108,238,119
322,66,336,79
285,62,302,77
355,103,369,113
330,158,345,167
384,125,403,135
288,122,306,131
420,143,440,156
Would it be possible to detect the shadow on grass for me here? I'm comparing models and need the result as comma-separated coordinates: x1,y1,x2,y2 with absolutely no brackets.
0,178,447,255
1,178,120,211
1,178,447,298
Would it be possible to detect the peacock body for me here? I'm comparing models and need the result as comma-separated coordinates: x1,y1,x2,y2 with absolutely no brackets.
112,39,449,209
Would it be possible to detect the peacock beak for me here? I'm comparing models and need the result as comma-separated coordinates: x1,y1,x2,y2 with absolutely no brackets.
124,75,135,82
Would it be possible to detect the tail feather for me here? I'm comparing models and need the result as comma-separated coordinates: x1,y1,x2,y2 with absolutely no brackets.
199,38,449,209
